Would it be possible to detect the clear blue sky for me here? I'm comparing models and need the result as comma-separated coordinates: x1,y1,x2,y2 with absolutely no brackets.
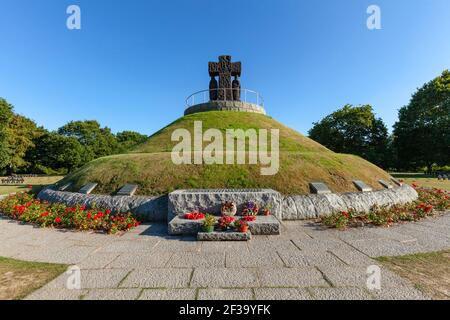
1,0,449,136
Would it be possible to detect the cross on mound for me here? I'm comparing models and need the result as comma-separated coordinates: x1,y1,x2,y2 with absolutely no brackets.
208,55,241,101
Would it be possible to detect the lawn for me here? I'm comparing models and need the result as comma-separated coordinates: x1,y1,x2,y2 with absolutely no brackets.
0,175,64,196
377,250,450,300
0,257,67,300
391,173,450,191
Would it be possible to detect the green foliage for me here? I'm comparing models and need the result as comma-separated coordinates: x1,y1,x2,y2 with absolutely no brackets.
308,104,390,168
0,98,14,173
58,120,118,163
393,70,450,171
116,130,148,152
26,132,84,173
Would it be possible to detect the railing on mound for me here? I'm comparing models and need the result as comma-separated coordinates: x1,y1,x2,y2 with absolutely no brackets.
185,88,264,108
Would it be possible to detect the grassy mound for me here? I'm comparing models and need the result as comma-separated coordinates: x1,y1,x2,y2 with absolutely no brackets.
62,112,391,196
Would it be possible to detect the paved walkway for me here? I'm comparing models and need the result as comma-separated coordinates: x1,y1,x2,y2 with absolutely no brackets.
1,212,450,300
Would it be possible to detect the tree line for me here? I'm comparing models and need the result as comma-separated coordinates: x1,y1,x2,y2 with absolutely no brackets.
309,70,450,172
0,99,148,175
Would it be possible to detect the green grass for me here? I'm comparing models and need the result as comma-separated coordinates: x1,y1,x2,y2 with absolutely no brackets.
0,256,67,300
377,250,450,300
0,175,64,196
62,111,392,196
391,173,450,191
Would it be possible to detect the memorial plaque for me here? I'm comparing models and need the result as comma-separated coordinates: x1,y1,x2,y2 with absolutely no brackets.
378,179,393,189
353,180,372,192
309,182,332,194
117,184,138,196
79,183,98,195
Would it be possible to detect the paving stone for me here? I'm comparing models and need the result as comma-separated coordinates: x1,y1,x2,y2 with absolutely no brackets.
139,289,196,300
78,253,120,269
226,251,284,268
167,252,225,268
120,268,192,288
309,287,373,300
25,288,87,300
201,241,249,253
198,231,251,241
254,288,312,300
257,267,328,288
191,268,259,288
198,288,254,300
153,239,201,253
45,269,131,289
98,240,160,253
83,288,141,300
318,265,411,289
328,248,375,266
370,285,430,300
106,252,173,269
277,249,345,267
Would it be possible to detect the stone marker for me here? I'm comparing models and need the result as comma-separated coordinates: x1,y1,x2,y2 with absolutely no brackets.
168,189,282,221
352,180,372,192
117,184,138,196
58,182,71,191
197,231,251,241
437,175,443,180
78,183,98,195
378,179,393,189
309,182,332,195
390,177,403,186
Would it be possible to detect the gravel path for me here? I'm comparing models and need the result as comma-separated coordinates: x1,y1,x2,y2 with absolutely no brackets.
1,212,449,300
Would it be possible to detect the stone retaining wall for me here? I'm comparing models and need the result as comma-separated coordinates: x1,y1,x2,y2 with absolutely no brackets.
37,185,418,222
37,188,167,221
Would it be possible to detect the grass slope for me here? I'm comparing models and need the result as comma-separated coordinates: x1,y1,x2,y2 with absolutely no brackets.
63,112,391,196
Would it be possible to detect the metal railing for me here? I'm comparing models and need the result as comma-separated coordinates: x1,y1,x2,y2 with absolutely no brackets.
185,88,264,108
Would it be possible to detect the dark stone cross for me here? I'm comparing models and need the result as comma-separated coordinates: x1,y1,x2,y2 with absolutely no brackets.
208,55,241,101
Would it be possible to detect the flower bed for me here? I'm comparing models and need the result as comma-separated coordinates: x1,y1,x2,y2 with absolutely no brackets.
321,186,450,230
0,192,140,234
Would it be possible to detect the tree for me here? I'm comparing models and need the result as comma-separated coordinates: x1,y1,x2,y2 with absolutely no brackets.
6,114,43,172
26,132,84,173
0,98,14,173
58,120,118,163
393,70,450,172
308,104,390,168
116,131,148,152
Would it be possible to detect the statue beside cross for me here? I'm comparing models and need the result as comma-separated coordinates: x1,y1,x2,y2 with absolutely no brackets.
208,55,241,101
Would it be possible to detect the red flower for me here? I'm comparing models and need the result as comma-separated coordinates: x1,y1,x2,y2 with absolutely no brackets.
54,217,62,223
241,216,256,222
40,212,49,217
184,212,205,220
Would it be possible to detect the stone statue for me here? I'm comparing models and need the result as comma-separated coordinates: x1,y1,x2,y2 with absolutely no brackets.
209,76,218,101
232,76,241,101
208,55,241,101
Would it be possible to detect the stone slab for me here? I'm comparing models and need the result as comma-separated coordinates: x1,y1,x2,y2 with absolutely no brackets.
58,182,72,191
247,215,281,235
169,215,280,236
353,180,372,192
78,183,98,195
309,182,332,194
197,231,251,241
378,180,393,189
168,188,283,221
116,184,138,196
390,177,403,186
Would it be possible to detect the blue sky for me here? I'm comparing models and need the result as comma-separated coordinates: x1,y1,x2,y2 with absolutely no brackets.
1,0,449,136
